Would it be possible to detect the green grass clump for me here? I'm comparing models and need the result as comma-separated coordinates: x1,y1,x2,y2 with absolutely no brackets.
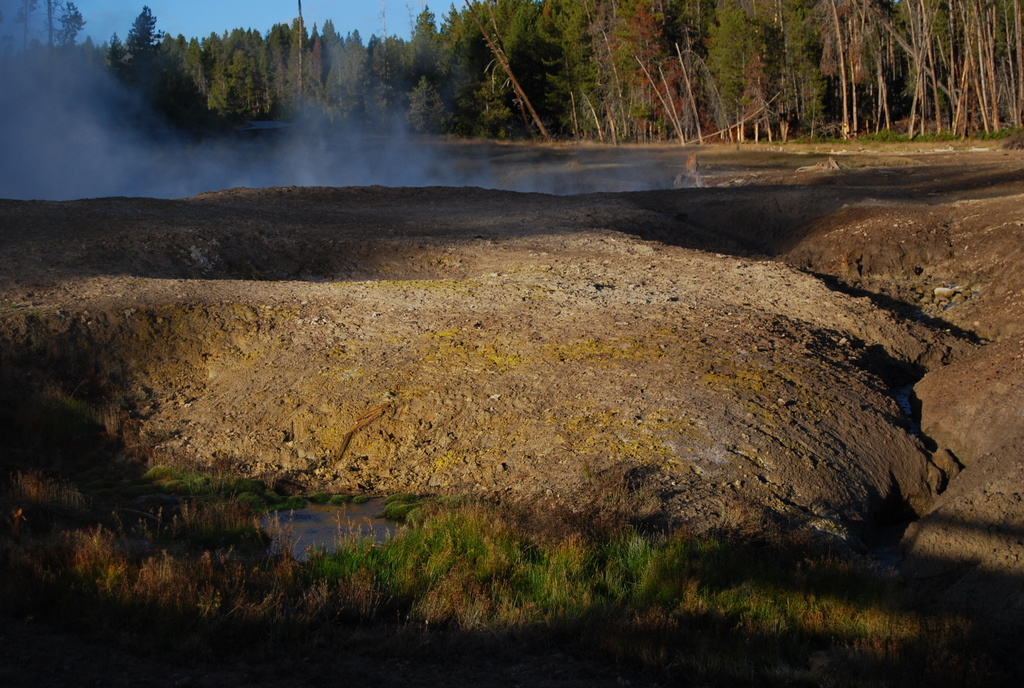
235,491,268,512
308,492,332,504
22,392,98,443
139,465,309,514
856,128,914,143
142,465,214,495
380,493,422,521
232,478,266,494
982,126,1023,141
263,494,306,512
168,499,268,550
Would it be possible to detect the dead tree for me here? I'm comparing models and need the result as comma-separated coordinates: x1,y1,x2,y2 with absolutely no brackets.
464,1,551,140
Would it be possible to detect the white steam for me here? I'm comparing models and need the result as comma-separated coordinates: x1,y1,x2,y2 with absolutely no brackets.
1,57,678,201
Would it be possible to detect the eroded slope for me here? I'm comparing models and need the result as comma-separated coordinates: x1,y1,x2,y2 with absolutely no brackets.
0,184,955,548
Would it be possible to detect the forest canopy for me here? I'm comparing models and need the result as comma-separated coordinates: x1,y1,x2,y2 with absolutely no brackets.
3,0,1023,142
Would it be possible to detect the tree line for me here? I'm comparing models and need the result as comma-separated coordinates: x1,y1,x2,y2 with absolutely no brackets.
4,1,1023,142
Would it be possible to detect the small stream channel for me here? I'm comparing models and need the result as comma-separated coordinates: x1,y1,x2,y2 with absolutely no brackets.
893,384,922,437
260,497,398,560
862,383,925,572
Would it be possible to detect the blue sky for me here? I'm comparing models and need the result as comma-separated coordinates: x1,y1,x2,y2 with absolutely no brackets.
2,1,435,46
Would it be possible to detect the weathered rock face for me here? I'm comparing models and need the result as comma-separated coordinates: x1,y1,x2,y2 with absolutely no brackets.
0,186,944,547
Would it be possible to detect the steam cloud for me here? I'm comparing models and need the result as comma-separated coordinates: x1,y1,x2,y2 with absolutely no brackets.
1,57,676,201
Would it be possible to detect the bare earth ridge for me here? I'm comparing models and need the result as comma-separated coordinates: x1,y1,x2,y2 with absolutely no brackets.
2,144,1023,683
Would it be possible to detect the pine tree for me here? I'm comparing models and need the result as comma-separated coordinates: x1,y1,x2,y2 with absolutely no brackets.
106,32,130,81
125,5,162,89
56,2,84,47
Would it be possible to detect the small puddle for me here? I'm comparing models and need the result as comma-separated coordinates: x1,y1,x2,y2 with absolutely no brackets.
260,498,398,560
893,384,921,436
866,521,912,574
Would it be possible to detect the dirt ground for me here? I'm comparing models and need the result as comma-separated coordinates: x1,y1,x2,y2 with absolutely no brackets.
2,141,1023,684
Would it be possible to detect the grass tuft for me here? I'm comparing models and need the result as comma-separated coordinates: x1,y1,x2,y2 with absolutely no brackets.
380,493,423,521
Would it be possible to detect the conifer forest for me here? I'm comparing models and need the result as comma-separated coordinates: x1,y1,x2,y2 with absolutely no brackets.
4,0,1024,142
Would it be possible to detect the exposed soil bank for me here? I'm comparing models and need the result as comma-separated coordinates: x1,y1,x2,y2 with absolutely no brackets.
0,184,954,543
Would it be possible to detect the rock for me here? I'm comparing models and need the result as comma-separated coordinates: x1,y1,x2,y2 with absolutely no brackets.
797,156,841,173
930,448,963,480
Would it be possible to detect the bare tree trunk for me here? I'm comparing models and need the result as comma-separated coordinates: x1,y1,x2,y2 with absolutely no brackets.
1015,0,1024,126
848,0,873,136
581,92,605,142
635,55,685,144
852,76,859,135
829,0,851,138
608,108,619,144
676,43,703,143
297,1,304,100
46,0,54,46
590,1,628,142
570,91,580,139
944,0,960,134
876,58,890,130
465,1,551,140
952,0,984,135
908,86,920,137
971,1,992,132
20,0,31,50
983,3,1000,130
658,66,688,144
905,2,923,136
952,59,971,136
923,8,943,133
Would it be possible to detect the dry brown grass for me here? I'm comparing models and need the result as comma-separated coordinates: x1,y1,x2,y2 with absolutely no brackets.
9,470,88,510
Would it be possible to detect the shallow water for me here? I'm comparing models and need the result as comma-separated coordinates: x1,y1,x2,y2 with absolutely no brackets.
893,384,921,436
260,498,398,560
866,521,911,574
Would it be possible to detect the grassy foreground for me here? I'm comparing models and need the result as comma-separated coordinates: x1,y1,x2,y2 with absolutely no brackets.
0,469,1005,686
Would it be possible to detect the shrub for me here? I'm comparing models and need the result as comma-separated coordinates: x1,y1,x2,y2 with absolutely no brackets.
858,129,910,143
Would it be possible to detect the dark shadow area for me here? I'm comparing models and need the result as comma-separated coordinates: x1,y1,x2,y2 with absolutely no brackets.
618,161,1024,256
1,149,1021,293
618,184,867,256
904,511,1024,553
898,512,1024,674
808,271,984,345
